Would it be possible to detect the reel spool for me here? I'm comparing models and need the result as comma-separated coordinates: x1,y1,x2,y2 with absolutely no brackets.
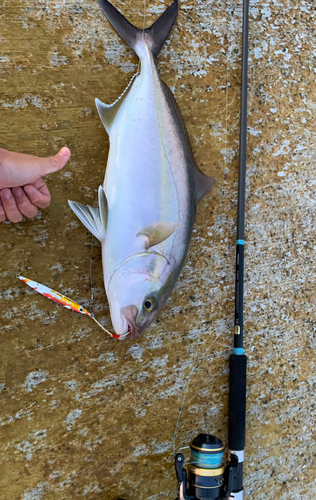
175,434,239,500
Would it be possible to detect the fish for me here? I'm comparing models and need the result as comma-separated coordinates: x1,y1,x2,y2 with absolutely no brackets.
68,0,216,340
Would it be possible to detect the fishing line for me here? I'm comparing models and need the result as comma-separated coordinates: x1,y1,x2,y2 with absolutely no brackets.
89,205,120,338
90,233,96,317
89,234,123,338
92,315,118,337
136,0,147,75
142,0,147,32
173,0,234,458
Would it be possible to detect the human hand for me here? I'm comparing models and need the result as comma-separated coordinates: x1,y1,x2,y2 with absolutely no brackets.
0,147,71,223
0,178,53,223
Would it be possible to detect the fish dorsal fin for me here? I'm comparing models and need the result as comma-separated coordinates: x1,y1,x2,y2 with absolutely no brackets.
194,168,216,202
160,81,216,202
138,222,179,249
98,185,108,231
95,73,136,134
68,200,105,242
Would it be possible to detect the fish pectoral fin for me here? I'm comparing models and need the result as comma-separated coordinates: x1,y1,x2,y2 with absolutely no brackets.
98,185,108,232
138,222,179,249
193,167,216,202
68,200,105,242
95,74,136,135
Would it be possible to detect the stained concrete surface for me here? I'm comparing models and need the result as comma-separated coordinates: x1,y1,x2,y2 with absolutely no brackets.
0,0,315,499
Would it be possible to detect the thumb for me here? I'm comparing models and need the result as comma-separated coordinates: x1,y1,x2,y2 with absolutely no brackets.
38,147,71,176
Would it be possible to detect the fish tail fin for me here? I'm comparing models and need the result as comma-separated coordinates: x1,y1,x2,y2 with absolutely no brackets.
97,0,178,57
144,0,178,56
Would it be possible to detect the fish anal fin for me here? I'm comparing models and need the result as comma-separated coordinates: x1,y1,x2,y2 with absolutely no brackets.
68,200,105,242
193,168,216,202
138,221,179,249
95,74,136,134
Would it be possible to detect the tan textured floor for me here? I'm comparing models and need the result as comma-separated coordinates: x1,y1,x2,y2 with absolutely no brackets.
0,1,315,499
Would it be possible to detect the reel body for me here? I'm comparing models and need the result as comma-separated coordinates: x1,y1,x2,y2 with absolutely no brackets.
175,434,239,500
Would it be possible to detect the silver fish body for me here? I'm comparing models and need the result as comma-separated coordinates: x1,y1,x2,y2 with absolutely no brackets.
69,0,215,339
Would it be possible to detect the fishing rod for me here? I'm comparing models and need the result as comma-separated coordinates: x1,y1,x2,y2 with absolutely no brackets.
174,0,249,499
227,0,249,495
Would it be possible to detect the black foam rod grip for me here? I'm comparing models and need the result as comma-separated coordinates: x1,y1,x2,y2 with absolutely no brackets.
228,354,247,452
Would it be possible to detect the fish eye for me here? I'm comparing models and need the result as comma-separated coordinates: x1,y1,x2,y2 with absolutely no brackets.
143,297,156,312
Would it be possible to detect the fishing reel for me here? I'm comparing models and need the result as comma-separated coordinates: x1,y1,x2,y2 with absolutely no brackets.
174,434,240,500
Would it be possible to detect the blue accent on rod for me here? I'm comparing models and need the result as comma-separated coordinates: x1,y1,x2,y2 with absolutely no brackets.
236,239,245,245
234,348,244,355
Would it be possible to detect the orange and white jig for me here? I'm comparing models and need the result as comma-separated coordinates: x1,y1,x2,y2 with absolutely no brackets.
18,276,122,338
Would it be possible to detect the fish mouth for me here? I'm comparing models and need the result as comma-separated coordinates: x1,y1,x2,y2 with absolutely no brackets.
125,319,136,340
121,305,138,340
115,323,135,341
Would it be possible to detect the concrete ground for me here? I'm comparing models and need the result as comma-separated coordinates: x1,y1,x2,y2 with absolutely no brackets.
0,1,315,499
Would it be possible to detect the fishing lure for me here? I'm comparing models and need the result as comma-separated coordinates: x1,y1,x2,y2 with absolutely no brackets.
18,276,122,338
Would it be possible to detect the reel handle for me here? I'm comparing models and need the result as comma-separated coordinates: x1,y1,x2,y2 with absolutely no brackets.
175,453,188,500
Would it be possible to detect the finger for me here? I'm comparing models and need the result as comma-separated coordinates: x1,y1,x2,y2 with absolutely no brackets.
24,181,51,209
0,189,23,223
0,198,6,222
12,187,38,219
30,177,48,191
38,147,71,177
